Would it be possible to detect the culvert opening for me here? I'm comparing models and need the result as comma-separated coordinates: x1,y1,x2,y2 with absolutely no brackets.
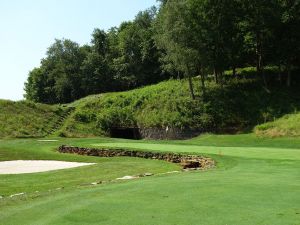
110,127,141,140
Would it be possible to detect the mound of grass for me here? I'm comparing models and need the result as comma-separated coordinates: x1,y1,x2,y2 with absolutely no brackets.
255,112,300,137
59,79,216,137
59,77,300,137
0,100,69,138
1,67,299,139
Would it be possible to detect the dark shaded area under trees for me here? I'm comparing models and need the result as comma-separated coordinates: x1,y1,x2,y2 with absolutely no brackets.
25,0,300,104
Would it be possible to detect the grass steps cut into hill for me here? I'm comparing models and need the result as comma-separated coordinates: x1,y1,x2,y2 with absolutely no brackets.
0,100,69,138
46,107,75,137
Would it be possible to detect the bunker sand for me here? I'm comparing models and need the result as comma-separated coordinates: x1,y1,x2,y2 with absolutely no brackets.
0,160,95,174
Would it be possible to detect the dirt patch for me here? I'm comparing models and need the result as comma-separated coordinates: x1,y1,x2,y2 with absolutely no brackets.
0,160,95,174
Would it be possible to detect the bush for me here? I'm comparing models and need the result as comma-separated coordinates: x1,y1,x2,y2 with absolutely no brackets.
255,112,300,137
74,112,96,123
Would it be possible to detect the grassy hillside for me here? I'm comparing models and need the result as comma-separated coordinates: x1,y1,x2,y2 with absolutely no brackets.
58,77,300,137
0,100,70,138
255,112,300,137
1,70,300,138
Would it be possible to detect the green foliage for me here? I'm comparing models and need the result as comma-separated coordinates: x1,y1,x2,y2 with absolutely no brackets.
24,39,88,103
4,66,300,139
59,76,300,137
0,100,68,138
255,112,300,137
114,8,163,87
96,106,136,132
24,1,300,104
25,8,167,104
74,111,96,123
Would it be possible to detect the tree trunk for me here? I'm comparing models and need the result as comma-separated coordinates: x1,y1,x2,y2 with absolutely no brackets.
232,66,236,78
256,32,268,87
219,71,224,88
261,63,267,88
186,67,195,100
287,64,291,87
278,64,282,84
188,75,195,100
200,67,206,99
214,68,218,84
256,32,262,76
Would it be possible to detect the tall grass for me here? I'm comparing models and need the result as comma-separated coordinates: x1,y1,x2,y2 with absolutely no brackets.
255,112,300,137
0,100,67,138
59,77,300,137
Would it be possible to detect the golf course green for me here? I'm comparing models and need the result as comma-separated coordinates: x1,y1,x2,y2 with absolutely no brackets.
0,134,299,225
1,0,300,224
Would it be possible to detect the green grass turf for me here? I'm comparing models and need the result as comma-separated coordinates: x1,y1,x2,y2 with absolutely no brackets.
0,138,179,196
0,100,69,138
58,77,300,138
0,134,300,225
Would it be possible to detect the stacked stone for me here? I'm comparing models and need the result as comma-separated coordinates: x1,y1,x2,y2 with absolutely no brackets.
58,145,215,170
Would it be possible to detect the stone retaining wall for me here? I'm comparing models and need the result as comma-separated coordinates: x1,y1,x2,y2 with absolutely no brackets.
139,127,203,140
58,145,215,170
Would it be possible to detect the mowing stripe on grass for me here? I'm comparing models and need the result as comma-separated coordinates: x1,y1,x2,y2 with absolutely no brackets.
92,143,300,161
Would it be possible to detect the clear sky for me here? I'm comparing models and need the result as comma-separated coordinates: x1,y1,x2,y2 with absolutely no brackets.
0,0,157,101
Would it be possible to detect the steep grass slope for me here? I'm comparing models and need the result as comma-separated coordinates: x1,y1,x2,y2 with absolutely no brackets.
0,100,70,138
58,78,300,137
255,112,300,137
1,74,299,139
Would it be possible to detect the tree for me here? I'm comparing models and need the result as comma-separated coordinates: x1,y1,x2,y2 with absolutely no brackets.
25,39,87,103
24,67,48,103
241,0,281,86
188,0,248,84
80,29,114,95
154,0,198,99
25,1,299,104
276,0,300,86
112,8,163,89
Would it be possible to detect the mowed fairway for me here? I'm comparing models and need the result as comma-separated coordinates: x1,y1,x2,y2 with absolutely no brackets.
0,135,300,225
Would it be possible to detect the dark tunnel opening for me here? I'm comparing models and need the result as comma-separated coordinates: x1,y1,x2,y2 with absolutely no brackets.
110,127,141,140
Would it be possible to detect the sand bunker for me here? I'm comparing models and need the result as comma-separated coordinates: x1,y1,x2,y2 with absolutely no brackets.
0,160,95,174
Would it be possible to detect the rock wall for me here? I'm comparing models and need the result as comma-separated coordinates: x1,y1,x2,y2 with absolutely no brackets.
139,127,203,140
58,145,215,170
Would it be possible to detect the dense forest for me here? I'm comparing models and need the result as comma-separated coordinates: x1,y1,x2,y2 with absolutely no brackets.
25,0,300,104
